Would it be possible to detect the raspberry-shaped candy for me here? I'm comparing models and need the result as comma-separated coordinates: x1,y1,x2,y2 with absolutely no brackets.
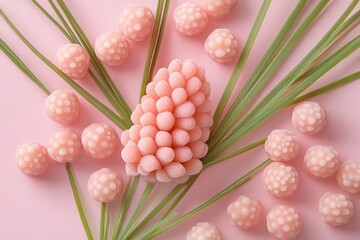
337,160,360,193
204,0,237,18
292,101,326,135
48,129,82,163
45,90,80,124
227,195,263,229
173,2,208,36
263,162,299,198
82,123,119,159
267,205,302,240
95,32,130,66
303,145,340,178
205,28,238,63
121,59,212,183
319,192,354,226
56,44,90,79
265,129,300,162
16,142,49,176
186,222,221,240
119,5,154,41
87,168,123,203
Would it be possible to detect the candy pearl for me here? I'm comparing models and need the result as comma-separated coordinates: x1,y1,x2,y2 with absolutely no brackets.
15,142,49,176
48,129,82,163
95,32,130,66
119,5,154,41
204,0,237,18
265,129,300,162
45,90,80,124
319,192,354,226
227,195,263,229
303,145,340,178
337,160,360,193
267,205,302,240
204,28,238,63
82,123,118,159
173,2,208,36
56,44,90,79
186,222,221,240
263,162,299,198
292,101,326,135
87,168,123,203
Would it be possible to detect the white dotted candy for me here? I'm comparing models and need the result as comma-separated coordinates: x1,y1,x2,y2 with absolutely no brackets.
186,222,221,240
337,160,360,193
16,142,49,176
48,129,82,163
173,2,208,36
204,0,237,18
45,90,80,124
292,101,326,135
56,44,90,79
319,192,354,226
95,32,130,66
265,129,300,162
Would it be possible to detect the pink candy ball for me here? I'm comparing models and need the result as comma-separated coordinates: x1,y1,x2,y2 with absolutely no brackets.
292,101,326,135
95,32,130,66
45,90,80,124
227,195,263,229
173,2,208,36
16,142,49,176
56,43,90,79
48,129,82,163
337,160,360,193
204,0,237,18
186,222,221,240
82,123,119,159
119,5,154,41
267,205,302,240
204,28,238,63
319,192,354,226
265,129,300,162
87,168,123,203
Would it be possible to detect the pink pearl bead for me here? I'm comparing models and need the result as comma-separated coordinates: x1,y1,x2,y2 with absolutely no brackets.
82,123,119,159
16,142,49,176
303,145,340,178
45,90,80,124
292,101,326,135
186,222,221,240
48,129,82,163
319,192,354,226
119,5,154,41
95,32,130,66
263,162,299,198
204,28,239,63
87,168,123,203
265,129,300,162
173,2,208,36
267,205,302,240
337,160,360,193
56,44,90,79
204,0,237,18
227,195,263,229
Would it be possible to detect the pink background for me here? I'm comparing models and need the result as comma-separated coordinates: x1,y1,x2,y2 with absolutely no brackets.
1,0,360,239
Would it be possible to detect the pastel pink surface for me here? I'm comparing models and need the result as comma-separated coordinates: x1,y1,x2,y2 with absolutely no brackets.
1,1,360,240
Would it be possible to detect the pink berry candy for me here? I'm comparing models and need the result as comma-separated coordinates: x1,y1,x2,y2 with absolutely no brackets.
119,5,154,41
87,168,123,203
48,129,82,163
95,32,130,66
204,0,237,18
267,205,302,240
173,2,208,36
292,101,326,135
56,43,90,79
303,145,340,178
16,142,49,176
263,162,299,198
186,222,221,240
45,90,80,124
82,123,119,159
205,28,238,63
265,129,300,162
319,192,354,226
337,160,360,193
227,195,263,229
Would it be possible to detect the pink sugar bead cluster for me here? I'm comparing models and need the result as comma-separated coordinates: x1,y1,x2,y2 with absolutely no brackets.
186,222,221,240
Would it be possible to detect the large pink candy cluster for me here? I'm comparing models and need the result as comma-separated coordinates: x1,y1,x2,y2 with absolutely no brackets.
121,59,212,183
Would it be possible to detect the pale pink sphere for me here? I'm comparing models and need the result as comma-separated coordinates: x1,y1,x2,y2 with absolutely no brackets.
186,222,221,240
265,129,300,162
227,195,263,229
204,0,237,18
95,32,130,66
292,101,326,135
87,168,123,203
119,5,154,41
82,123,119,159
319,192,354,226
45,90,80,124
205,28,238,63
15,142,49,176
173,2,208,36
303,145,340,178
267,205,302,240
337,160,360,193
48,129,82,163
56,43,90,79
263,162,299,198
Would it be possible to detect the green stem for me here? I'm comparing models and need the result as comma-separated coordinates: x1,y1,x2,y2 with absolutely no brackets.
100,203,106,240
